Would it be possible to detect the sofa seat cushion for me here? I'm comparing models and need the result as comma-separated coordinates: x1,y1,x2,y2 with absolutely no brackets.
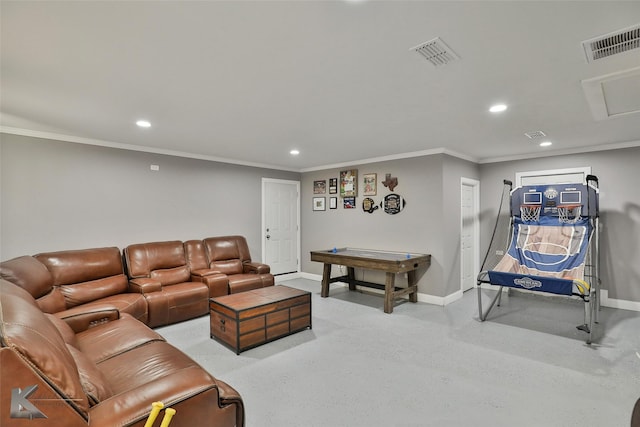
210,259,243,275
95,341,209,394
144,282,209,327
228,274,275,294
75,313,165,364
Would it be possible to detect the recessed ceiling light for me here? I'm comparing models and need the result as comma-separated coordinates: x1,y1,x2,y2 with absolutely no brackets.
539,141,553,147
136,120,151,128
489,104,508,113
290,149,300,156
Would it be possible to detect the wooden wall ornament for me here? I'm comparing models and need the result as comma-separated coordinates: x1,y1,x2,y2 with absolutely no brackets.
382,173,398,191
382,193,406,214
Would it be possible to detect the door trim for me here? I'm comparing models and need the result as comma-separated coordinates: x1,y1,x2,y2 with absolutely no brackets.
460,177,480,292
261,178,301,273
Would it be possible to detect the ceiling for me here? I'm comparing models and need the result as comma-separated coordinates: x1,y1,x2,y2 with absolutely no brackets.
2,1,640,172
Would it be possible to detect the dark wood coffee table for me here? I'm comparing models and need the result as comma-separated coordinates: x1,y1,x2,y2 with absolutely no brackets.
209,285,312,354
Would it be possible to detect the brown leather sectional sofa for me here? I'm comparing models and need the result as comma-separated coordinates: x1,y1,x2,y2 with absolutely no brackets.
0,235,273,426
1,235,274,329
0,279,243,427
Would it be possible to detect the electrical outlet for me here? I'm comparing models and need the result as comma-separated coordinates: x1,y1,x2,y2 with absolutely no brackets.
150,164,160,171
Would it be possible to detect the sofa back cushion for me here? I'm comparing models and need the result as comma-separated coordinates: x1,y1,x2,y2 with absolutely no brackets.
125,241,190,285
35,247,128,308
0,279,89,413
0,255,54,299
184,240,209,271
203,236,252,275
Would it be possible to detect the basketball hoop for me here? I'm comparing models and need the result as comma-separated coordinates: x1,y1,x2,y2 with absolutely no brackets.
557,205,582,224
520,204,541,222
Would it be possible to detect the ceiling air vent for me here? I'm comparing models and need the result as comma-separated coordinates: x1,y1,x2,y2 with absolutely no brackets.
582,24,640,62
524,131,547,140
411,37,459,67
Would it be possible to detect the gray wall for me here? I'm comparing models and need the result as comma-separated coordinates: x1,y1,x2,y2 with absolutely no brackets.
479,146,640,303
4,133,637,304
0,134,299,260
300,154,479,299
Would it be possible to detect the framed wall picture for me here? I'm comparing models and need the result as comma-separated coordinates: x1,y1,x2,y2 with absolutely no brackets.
313,180,326,194
363,173,377,196
313,197,326,211
329,178,338,194
330,197,337,209
343,197,356,209
340,169,357,197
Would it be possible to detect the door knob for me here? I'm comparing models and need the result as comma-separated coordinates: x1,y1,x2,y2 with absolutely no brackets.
266,235,271,239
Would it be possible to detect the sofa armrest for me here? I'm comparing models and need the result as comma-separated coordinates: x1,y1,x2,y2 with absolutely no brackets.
192,271,229,298
128,278,162,294
216,378,245,427
88,366,243,427
190,268,221,278
242,261,270,274
56,306,121,333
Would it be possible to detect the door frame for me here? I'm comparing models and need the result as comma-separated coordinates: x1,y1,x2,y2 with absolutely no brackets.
261,178,301,275
460,177,480,292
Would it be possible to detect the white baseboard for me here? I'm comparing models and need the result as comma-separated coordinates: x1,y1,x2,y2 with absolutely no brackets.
600,289,640,312
286,274,640,312
289,272,462,306
274,272,303,282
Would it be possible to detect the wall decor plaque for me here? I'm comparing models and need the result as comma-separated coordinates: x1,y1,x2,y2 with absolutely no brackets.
382,193,406,214
362,197,378,213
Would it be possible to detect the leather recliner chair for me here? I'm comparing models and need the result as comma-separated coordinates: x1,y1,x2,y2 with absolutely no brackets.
123,240,210,327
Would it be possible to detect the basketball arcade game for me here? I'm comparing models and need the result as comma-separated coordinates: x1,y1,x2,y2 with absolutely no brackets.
476,175,600,343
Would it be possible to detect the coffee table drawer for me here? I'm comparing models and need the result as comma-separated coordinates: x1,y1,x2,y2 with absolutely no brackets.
239,316,265,334
210,310,237,348
267,309,289,326
240,329,266,349
291,315,311,331
266,321,290,340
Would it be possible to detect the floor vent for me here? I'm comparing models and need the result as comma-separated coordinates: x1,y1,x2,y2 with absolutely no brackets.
524,131,547,140
411,37,459,67
582,24,640,62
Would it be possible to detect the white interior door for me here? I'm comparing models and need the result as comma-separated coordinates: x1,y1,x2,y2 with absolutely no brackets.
461,178,479,292
262,179,300,275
